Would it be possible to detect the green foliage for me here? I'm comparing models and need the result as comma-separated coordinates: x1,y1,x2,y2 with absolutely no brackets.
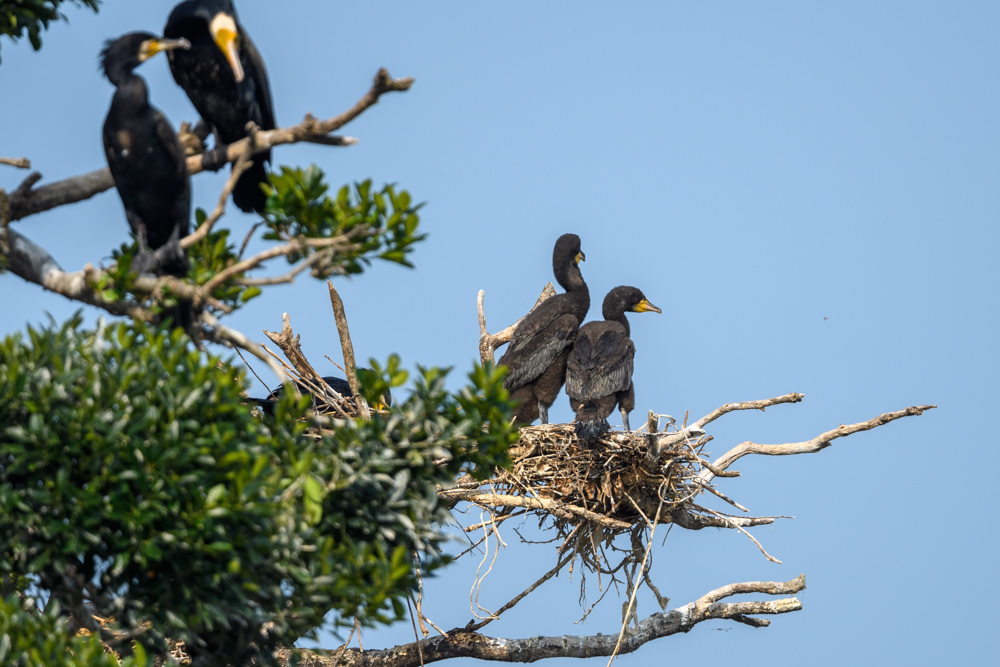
0,0,100,62
0,594,144,667
299,360,517,625
0,314,314,664
263,167,426,276
0,316,516,662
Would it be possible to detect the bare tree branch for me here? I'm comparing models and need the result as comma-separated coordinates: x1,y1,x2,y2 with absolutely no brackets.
0,156,31,169
328,283,369,419
281,575,805,666
478,283,557,365
0,227,154,321
7,68,413,222
692,393,805,430
698,404,938,484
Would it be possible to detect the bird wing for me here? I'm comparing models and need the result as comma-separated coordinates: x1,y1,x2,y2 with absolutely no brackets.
500,311,579,392
153,110,191,238
566,324,634,401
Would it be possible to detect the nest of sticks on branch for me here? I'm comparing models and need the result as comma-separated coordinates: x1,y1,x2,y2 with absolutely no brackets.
440,410,769,582
498,420,706,528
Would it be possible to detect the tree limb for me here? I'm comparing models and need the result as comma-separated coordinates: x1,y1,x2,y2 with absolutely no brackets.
7,68,413,222
0,156,31,169
281,575,805,666
478,283,557,365
698,404,937,484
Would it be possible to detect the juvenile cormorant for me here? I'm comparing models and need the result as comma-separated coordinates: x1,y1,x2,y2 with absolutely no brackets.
164,0,274,213
253,373,392,416
565,286,661,439
101,32,192,278
499,233,590,425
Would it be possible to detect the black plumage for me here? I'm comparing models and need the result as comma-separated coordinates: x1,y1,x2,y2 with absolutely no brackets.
252,374,392,416
566,286,661,439
164,0,274,213
499,233,590,425
101,32,192,278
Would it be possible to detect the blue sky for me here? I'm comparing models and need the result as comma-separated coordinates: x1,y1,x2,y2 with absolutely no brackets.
2,2,998,664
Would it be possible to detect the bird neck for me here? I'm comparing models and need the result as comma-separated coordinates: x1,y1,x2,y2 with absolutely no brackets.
605,308,630,336
556,260,586,293
109,72,150,111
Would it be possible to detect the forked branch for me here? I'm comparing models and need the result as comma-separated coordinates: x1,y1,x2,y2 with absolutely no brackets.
284,575,805,666
7,68,413,222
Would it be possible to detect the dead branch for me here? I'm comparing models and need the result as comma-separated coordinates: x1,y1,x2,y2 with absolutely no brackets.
0,156,31,169
8,68,412,222
328,283,369,419
692,393,805,430
478,283,557,365
279,575,805,666
0,227,154,321
201,312,287,383
698,403,938,484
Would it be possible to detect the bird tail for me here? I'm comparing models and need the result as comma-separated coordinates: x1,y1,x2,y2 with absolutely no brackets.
231,155,270,213
574,416,611,439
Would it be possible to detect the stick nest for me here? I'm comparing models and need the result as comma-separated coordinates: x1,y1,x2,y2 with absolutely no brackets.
492,422,708,528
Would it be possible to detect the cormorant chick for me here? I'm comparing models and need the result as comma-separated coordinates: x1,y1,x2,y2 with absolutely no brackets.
565,286,661,439
252,373,392,416
101,32,192,278
499,233,590,425
164,0,274,213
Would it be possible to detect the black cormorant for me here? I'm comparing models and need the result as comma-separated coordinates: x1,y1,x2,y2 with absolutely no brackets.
101,32,192,278
164,0,274,213
499,233,590,425
565,286,661,439
253,374,392,416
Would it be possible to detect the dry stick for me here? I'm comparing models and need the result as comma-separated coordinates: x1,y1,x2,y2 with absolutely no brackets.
328,282,370,419
405,596,425,667
181,150,253,249
439,490,632,529
699,403,937,484
467,551,574,632
608,497,665,667
8,68,412,222
201,313,288,383
261,314,353,416
477,283,557,365
200,231,357,295
692,393,805,430
0,156,30,169
330,620,358,667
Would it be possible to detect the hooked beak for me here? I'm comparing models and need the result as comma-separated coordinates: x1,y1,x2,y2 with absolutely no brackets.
576,250,586,265
140,37,190,62
634,299,662,314
210,12,244,82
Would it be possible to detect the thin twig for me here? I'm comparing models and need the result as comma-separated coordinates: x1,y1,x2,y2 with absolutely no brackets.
328,283,369,419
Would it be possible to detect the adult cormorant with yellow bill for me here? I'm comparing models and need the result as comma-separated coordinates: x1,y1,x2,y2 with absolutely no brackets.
565,286,661,438
101,32,192,279
499,233,590,425
164,0,274,213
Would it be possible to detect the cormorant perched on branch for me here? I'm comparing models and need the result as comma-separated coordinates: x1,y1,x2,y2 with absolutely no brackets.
499,233,590,425
252,374,392,416
164,0,274,213
566,286,661,439
101,32,192,278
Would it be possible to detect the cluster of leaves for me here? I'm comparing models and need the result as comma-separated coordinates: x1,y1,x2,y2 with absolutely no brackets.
0,594,145,667
299,358,517,625
0,315,515,665
91,169,423,320
0,0,99,62
263,167,425,276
